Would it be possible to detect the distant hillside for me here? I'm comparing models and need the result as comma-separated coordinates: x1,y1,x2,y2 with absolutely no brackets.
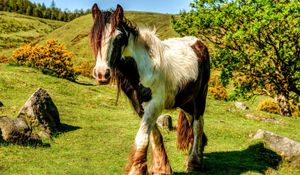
41,11,179,65
0,0,88,22
0,11,65,57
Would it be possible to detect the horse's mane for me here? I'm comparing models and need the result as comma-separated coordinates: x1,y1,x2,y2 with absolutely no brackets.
90,10,138,56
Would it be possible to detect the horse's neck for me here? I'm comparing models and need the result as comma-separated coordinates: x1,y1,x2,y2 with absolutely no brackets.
123,29,164,87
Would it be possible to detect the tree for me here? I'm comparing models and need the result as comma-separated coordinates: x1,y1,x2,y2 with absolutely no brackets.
50,0,55,9
173,0,300,116
26,5,33,16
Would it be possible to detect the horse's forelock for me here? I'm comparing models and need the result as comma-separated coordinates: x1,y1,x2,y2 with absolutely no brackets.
91,11,118,57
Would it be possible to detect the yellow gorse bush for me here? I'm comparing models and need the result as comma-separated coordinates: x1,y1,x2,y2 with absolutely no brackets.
257,98,300,117
209,72,228,101
257,98,280,115
12,40,78,81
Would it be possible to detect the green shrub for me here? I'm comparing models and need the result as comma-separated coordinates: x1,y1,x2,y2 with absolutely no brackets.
12,40,78,81
257,99,280,115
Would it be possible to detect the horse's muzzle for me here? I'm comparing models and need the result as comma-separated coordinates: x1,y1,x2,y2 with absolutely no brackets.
93,68,111,85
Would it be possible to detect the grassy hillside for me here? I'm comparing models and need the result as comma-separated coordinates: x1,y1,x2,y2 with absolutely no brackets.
0,12,65,57
40,11,179,65
0,64,300,175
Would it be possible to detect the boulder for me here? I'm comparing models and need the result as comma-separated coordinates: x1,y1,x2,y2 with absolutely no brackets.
235,102,249,110
0,116,41,145
157,114,173,131
17,88,60,135
245,113,280,124
253,129,300,167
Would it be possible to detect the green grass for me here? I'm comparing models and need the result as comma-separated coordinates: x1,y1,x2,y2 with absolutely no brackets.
0,12,65,57
0,64,300,175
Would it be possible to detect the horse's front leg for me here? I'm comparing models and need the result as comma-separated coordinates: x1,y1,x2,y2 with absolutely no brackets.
126,98,163,175
149,125,172,175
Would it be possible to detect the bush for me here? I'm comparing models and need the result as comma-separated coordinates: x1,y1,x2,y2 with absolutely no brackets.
258,98,300,117
12,40,78,81
74,61,93,78
0,56,9,63
291,103,300,118
257,99,280,115
209,72,228,101
209,84,228,101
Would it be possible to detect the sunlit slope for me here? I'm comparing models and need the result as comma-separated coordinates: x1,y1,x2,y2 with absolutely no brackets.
0,11,65,57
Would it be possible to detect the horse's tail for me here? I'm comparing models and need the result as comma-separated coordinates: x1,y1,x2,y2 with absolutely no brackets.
176,111,208,151
176,111,193,150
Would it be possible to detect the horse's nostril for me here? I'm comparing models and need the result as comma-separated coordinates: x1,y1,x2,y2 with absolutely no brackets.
104,69,111,79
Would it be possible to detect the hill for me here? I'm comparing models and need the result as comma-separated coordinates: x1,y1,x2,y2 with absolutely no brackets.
0,64,300,174
0,11,65,57
40,11,180,65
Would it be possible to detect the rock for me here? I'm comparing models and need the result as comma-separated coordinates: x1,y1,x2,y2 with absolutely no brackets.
253,129,300,167
235,102,249,110
0,116,41,145
157,114,173,131
245,113,280,124
275,95,292,117
0,101,3,107
17,88,60,135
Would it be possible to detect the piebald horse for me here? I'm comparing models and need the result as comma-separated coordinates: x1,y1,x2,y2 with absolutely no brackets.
91,4,210,175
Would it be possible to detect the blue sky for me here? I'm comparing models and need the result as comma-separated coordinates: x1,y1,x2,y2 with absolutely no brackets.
29,0,193,14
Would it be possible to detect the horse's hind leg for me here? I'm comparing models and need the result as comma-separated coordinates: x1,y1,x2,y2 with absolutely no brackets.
187,87,208,172
187,117,206,172
149,125,172,175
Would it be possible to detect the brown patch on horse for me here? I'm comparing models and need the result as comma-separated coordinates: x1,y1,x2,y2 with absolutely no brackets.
149,127,173,175
176,111,193,151
125,145,148,175
191,40,209,63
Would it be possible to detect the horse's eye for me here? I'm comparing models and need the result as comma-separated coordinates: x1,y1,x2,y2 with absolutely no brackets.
116,34,123,40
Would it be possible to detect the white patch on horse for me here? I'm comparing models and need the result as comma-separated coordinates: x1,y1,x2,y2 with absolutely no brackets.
93,23,125,82
123,29,199,108
189,117,204,162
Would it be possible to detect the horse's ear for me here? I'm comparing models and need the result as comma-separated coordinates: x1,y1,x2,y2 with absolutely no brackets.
114,4,124,25
92,3,101,19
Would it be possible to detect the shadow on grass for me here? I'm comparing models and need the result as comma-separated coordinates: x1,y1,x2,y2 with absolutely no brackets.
174,143,282,175
56,122,81,135
72,81,95,86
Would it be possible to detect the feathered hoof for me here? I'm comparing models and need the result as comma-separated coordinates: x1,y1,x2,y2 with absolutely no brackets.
148,168,173,175
128,164,148,175
186,157,204,172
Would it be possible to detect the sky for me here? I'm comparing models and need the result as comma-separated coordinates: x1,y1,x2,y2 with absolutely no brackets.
29,0,193,14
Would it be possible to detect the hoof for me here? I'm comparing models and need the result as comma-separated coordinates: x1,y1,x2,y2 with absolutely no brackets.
186,165,203,172
148,169,173,175
186,156,203,172
128,164,148,175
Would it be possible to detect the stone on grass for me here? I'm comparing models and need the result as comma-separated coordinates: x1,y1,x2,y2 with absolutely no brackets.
253,129,300,167
0,88,60,145
245,113,280,124
17,88,60,135
0,116,41,145
235,102,249,110
157,114,173,131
